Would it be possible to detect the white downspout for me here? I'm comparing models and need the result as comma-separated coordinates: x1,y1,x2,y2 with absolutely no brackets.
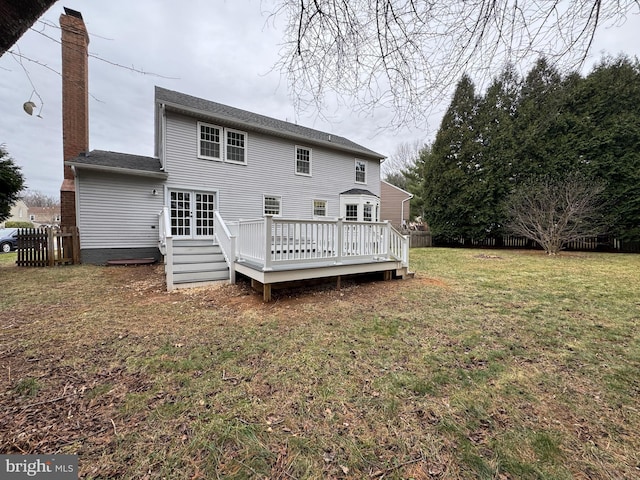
401,193,414,228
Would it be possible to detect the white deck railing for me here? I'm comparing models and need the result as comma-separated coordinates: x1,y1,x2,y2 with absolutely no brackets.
161,212,409,286
232,215,409,271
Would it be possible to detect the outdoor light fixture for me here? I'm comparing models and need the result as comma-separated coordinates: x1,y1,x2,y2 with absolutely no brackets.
23,90,44,118
23,101,36,115
152,189,158,196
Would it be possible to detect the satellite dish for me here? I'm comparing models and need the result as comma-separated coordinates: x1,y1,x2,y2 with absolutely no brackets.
23,101,36,115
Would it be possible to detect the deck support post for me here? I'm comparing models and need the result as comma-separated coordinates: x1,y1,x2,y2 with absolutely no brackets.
383,270,392,281
264,215,273,271
263,283,272,302
336,275,341,290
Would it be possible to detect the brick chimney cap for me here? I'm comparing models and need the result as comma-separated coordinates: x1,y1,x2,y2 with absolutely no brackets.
63,7,83,19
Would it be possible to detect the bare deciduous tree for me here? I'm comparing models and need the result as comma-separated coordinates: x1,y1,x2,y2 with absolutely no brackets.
272,0,639,126
21,189,59,208
382,140,424,177
503,173,609,255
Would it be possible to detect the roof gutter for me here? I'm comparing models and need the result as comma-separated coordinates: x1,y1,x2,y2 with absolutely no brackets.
65,161,169,179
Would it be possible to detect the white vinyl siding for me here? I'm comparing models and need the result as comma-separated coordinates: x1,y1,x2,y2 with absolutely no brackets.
75,171,164,249
163,111,381,221
296,146,311,176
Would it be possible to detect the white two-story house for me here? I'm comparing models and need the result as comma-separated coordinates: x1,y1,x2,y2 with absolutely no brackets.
67,87,410,299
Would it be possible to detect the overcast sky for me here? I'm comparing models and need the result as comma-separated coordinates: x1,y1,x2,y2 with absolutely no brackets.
1,0,639,199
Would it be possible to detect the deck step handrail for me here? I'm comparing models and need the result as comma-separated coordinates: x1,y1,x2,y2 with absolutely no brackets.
158,206,172,255
388,224,409,267
158,206,174,290
214,211,236,283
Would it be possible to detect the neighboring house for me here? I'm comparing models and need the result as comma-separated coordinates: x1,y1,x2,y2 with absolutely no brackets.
66,87,411,297
380,180,413,230
27,206,61,227
1,199,29,227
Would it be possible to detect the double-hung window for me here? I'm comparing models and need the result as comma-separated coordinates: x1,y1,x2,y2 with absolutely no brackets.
313,200,327,217
296,146,311,176
198,122,247,164
363,204,372,222
226,129,247,164
198,122,222,160
355,160,367,184
264,195,281,216
345,204,358,221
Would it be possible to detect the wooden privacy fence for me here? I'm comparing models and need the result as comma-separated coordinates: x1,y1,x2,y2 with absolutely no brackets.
408,231,432,248
432,235,640,253
16,227,80,267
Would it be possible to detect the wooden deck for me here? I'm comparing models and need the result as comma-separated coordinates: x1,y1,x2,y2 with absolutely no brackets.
159,209,411,300
217,214,411,301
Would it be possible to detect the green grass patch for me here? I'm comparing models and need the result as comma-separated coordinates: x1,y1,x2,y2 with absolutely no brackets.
13,377,41,396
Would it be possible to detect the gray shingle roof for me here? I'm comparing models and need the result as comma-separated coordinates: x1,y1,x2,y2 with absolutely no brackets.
65,150,167,178
155,86,384,160
340,188,379,197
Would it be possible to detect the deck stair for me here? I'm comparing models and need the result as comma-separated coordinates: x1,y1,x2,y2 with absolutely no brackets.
169,239,229,288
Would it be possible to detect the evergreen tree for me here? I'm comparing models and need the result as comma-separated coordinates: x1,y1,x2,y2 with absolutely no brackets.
472,65,521,237
422,75,481,240
569,56,640,241
0,145,26,222
418,55,640,244
512,58,570,181
403,144,429,221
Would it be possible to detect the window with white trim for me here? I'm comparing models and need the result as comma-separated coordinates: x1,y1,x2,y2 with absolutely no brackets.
198,122,222,160
363,204,372,222
296,146,311,175
355,160,366,183
345,204,358,221
226,129,247,164
264,195,281,216
197,122,247,164
313,200,327,217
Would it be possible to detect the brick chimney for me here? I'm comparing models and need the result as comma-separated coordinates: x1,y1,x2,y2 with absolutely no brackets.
60,7,89,228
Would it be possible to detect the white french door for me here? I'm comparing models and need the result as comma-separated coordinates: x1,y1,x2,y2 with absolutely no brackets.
170,190,217,238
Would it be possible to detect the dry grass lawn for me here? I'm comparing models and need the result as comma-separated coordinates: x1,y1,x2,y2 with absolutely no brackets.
0,248,638,479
